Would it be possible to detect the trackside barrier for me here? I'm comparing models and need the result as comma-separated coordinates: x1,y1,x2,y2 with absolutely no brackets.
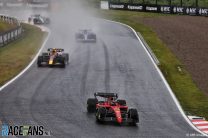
0,15,22,47
108,2,208,17
0,1,50,8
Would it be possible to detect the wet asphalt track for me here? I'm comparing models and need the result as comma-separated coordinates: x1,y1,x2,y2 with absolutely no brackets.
0,1,201,138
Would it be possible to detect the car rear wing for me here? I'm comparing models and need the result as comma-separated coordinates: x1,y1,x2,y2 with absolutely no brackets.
79,29,92,32
94,92,118,98
32,14,41,17
47,48,64,52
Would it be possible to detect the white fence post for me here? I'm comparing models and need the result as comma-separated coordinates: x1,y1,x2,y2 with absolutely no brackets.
0,15,23,47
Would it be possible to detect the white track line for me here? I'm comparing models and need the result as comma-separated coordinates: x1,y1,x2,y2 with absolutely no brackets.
0,17,207,136
104,19,208,137
0,24,50,92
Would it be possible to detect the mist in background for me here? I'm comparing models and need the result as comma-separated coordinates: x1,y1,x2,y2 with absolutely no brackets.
0,0,102,55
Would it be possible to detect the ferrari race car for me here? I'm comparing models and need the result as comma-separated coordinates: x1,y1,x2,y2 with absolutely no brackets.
28,14,50,25
87,93,139,125
75,29,96,42
37,48,69,68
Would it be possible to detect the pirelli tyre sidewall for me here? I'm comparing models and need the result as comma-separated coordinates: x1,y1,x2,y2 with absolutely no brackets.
128,108,139,125
33,18,39,24
45,18,50,24
117,99,126,106
96,107,107,122
87,98,98,113
75,33,84,40
37,56,43,67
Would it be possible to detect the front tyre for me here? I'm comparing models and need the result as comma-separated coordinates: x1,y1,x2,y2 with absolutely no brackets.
87,98,98,113
60,57,66,68
64,53,69,64
128,108,139,125
37,56,43,67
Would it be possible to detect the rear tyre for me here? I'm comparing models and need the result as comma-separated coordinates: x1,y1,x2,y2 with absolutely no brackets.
61,62,66,68
28,17,31,23
42,52,48,56
33,18,38,24
96,107,106,123
117,99,126,106
45,18,50,24
94,36,96,42
87,98,98,113
75,34,84,41
128,108,139,125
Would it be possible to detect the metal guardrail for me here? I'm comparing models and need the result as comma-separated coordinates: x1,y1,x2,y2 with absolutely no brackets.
137,32,160,65
0,15,23,47
0,15,19,25
108,2,208,16
0,1,50,8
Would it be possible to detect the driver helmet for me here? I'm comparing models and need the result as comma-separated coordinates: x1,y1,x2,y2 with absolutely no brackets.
52,48,56,54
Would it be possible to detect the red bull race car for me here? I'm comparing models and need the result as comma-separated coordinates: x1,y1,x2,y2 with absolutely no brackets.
87,93,139,125
37,48,69,68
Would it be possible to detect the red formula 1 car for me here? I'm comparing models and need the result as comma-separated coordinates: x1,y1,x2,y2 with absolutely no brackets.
87,93,139,125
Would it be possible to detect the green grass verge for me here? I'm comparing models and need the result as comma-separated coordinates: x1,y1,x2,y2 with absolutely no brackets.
0,23,47,86
98,9,208,119
0,20,16,32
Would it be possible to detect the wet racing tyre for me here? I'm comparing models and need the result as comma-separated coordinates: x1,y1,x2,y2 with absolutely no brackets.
117,99,126,106
87,98,98,113
128,108,139,125
37,56,43,67
96,107,106,122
